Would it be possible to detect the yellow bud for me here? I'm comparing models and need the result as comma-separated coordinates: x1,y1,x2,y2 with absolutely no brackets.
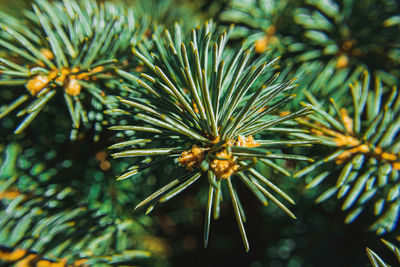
26,75,49,96
65,79,81,96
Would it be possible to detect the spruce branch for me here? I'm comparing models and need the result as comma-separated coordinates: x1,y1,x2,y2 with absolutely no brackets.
0,143,152,266
0,0,148,139
219,0,298,55
294,71,400,234
110,21,316,251
293,0,400,83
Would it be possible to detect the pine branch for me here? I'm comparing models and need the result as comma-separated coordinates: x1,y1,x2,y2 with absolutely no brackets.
294,70,400,234
293,0,400,83
109,21,317,251
219,0,298,55
0,0,149,138
0,143,152,266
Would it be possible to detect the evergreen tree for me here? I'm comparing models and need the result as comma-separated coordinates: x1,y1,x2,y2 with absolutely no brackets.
0,0,399,266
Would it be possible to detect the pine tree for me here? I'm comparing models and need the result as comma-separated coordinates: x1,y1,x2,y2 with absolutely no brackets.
1,0,399,266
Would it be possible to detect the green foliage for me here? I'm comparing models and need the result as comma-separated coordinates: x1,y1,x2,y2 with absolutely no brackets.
221,0,400,84
109,21,318,251
131,0,202,31
0,143,153,266
293,0,400,82
0,0,148,138
0,0,399,265
220,0,297,55
294,71,400,234
277,59,363,109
